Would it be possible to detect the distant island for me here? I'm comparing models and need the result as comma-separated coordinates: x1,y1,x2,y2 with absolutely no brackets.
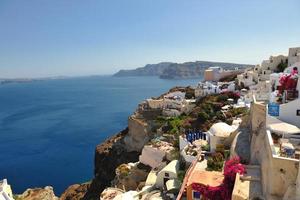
113,61,253,79
0,76,70,85
0,78,39,85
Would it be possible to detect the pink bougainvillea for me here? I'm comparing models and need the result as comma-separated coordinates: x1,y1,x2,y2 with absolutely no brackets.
192,156,245,200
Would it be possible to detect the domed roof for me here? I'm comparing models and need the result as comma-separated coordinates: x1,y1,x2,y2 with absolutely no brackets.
209,122,235,137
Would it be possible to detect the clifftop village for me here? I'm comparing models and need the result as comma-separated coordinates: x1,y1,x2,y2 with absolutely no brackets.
2,47,300,200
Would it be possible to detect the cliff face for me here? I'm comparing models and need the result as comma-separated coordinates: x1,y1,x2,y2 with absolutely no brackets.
124,117,152,152
114,62,173,77
61,128,140,200
61,95,163,200
114,61,252,79
93,128,140,190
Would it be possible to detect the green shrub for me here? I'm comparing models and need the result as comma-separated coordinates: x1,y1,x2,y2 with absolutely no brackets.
217,94,229,102
198,111,209,122
169,117,184,134
207,152,225,171
201,144,210,151
170,149,180,160
224,150,230,160
166,115,190,134
177,170,186,183
202,103,214,114
156,116,168,123
216,111,225,121
276,59,288,72
230,107,248,116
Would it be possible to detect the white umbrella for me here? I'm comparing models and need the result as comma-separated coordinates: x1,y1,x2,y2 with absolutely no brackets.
268,122,300,135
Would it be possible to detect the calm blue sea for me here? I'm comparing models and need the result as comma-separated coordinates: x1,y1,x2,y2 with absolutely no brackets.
0,76,199,195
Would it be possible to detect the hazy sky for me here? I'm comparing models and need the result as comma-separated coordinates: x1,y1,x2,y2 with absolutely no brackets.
0,0,300,78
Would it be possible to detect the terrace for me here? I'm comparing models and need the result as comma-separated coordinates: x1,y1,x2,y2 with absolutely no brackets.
267,114,300,159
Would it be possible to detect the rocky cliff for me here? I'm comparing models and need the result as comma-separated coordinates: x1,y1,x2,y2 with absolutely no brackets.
15,186,58,200
114,62,173,77
60,87,168,199
114,61,252,79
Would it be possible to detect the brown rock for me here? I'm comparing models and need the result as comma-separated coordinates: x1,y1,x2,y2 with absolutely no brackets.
60,183,92,200
112,163,150,191
15,186,58,200
124,117,151,152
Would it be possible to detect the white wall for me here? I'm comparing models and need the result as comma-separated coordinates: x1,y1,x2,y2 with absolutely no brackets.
155,161,179,188
179,135,189,151
209,132,227,152
279,98,300,128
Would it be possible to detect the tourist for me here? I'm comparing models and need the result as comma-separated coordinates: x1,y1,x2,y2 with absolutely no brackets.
291,66,298,76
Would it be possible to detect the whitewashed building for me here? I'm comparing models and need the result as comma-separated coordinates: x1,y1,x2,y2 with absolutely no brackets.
257,55,288,81
208,122,239,152
146,91,195,117
237,54,288,89
195,81,235,98
204,66,243,82
155,160,180,189
237,70,256,87
0,179,14,200
277,80,300,127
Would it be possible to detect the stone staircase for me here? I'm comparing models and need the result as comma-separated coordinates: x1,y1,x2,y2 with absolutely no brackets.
232,165,265,200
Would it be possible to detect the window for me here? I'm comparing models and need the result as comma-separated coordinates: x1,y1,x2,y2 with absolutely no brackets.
193,191,201,199
165,172,169,177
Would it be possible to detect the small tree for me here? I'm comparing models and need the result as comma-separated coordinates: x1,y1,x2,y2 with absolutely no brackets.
276,60,288,72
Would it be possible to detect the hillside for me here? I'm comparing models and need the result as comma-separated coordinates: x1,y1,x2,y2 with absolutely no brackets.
113,61,253,79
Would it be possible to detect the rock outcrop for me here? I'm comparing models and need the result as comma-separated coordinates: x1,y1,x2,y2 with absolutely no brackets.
124,117,152,152
112,162,150,191
230,116,251,164
60,183,91,200
15,186,58,200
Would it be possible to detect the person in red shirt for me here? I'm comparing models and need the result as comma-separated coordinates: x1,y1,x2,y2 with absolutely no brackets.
291,67,298,76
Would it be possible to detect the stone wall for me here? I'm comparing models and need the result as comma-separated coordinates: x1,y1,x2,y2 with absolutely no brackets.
288,47,300,67
250,100,299,198
263,130,298,197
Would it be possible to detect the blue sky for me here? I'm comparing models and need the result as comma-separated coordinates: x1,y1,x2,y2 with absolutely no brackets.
0,0,300,78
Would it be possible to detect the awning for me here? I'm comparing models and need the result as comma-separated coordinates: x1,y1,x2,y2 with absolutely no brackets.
268,122,300,135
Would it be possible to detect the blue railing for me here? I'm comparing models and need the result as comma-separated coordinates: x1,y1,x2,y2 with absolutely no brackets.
185,131,207,143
